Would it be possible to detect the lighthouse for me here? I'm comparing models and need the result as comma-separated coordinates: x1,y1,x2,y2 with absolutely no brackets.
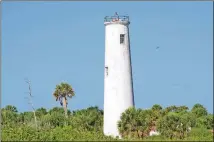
103,13,135,137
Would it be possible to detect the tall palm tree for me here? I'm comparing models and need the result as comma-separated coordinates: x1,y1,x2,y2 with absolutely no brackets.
53,82,75,118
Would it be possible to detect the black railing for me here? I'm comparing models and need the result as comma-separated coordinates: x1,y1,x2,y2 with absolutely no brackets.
104,16,129,22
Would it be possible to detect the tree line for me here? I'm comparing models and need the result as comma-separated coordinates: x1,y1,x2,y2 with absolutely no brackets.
1,82,213,141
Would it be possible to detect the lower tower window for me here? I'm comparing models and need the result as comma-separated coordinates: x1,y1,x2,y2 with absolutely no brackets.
105,67,108,76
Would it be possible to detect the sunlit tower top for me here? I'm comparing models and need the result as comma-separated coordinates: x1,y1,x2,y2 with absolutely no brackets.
104,12,130,26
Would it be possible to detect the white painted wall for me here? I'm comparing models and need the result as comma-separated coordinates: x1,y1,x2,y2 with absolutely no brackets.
149,130,160,136
104,20,135,137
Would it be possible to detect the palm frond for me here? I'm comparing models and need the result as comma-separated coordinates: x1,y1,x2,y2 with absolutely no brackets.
53,82,75,103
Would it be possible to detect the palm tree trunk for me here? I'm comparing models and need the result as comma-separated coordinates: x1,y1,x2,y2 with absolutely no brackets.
62,97,68,118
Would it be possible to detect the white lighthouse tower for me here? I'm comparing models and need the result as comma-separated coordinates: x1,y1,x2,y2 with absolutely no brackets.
103,13,135,137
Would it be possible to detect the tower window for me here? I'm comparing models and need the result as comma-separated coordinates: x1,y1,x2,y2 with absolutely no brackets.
120,34,125,44
105,67,108,76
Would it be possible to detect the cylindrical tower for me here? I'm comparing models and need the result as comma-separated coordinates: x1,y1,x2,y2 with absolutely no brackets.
103,13,135,137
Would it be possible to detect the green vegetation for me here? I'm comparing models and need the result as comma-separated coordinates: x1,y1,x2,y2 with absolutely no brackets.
1,82,213,141
2,104,213,141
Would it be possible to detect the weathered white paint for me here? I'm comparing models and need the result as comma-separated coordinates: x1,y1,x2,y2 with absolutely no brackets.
103,15,135,137
149,130,160,136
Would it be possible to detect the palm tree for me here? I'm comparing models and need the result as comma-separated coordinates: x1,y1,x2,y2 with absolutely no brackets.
118,107,148,139
53,82,75,118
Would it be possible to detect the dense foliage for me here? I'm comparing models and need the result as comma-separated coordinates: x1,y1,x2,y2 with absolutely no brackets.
1,104,213,141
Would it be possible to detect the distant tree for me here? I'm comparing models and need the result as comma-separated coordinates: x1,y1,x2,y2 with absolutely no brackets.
152,104,162,111
23,112,34,123
206,114,214,129
195,114,214,129
70,106,103,131
191,104,208,118
163,105,177,114
48,107,71,116
162,105,189,116
143,109,158,133
157,112,192,140
192,103,205,110
1,106,19,125
176,106,189,113
36,107,47,118
4,105,18,113
53,82,75,118
151,104,163,121
118,107,149,139
41,112,66,128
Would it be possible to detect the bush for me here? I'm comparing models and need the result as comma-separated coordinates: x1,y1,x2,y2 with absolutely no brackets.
1,104,213,141
185,127,213,141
